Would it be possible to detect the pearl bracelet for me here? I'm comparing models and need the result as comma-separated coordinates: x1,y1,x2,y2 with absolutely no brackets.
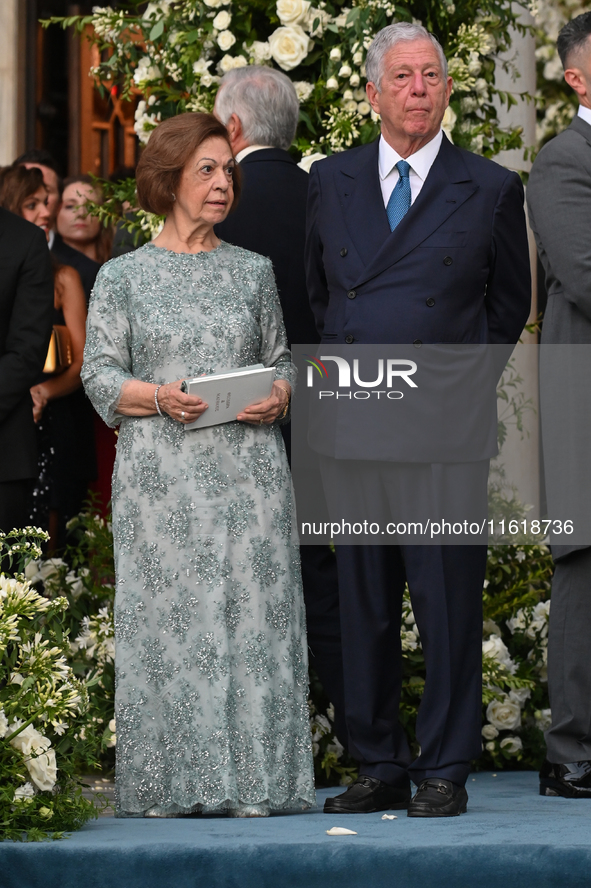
154,385,164,417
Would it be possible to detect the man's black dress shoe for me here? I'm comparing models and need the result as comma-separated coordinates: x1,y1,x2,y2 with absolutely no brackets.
540,759,591,798
323,775,411,813
407,778,468,817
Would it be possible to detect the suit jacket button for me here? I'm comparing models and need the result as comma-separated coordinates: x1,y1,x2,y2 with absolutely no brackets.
443,256,453,266
345,335,354,344
347,289,357,299
340,248,348,257
426,298,435,307
413,339,422,348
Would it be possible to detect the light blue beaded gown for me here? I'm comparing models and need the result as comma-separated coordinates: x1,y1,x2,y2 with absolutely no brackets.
82,241,315,816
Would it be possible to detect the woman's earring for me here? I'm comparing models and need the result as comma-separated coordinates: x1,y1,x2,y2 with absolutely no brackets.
171,193,176,201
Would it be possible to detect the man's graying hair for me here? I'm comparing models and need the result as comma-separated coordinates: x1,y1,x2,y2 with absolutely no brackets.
557,11,591,69
216,66,300,151
366,23,448,89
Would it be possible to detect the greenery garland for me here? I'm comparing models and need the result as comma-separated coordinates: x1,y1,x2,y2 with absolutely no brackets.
44,0,530,240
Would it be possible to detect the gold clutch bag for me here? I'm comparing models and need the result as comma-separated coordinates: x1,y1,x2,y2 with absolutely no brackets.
43,324,73,375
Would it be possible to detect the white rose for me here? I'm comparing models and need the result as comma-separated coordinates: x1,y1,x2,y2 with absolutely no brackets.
108,718,116,733
298,152,327,173
442,105,457,142
213,10,231,30
481,723,499,740
357,101,371,116
305,7,330,36
486,697,521,731
203,0,224,6
294,81,314,102
535,708,552,731
485,741,496,752
276,0,310,25
329,47,341,62
24,559,41,581
349,73,360,87
344,100,358,113
248,40,272,63
10,724,57,792
482,634,516,673
509,687,531,705
326,77,339,90
343,89,354,100
218,54,248,74
217,30,236,51
268,25,312,71
37,558,67,582
338,64,352,78
500,736,523,755
353,50,363,65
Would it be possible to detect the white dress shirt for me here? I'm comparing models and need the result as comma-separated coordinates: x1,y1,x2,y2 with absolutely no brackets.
577,105,591,127
378,130,444,208
235,145,273,162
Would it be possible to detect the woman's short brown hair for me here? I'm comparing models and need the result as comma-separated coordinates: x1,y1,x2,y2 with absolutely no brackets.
136,112,241,216
0,165,46,216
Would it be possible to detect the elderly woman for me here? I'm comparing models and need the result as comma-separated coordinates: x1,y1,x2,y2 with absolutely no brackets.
81,113,314,818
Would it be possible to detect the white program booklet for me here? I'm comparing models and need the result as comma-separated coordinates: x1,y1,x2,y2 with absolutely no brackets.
181,364,276,430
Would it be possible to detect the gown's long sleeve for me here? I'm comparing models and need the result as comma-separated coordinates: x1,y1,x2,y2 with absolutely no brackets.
81,263,134,427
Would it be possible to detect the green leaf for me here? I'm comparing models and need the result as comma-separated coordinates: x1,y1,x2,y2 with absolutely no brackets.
150,20,165,41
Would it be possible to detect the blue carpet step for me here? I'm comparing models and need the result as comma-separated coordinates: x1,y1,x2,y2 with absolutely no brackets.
3,772,591,888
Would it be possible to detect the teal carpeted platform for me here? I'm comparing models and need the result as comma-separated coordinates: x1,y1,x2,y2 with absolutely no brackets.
3,772,591,888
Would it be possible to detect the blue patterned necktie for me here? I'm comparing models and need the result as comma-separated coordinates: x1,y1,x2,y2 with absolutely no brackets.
386,160,411,232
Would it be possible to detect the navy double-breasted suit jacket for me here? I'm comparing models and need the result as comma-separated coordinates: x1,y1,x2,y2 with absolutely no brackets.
305,135,531,347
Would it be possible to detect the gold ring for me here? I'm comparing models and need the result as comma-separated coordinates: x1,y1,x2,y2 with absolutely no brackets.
259,419,264,425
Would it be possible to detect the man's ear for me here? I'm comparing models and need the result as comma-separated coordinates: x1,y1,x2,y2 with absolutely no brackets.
225,113,244,152
564,65,591,102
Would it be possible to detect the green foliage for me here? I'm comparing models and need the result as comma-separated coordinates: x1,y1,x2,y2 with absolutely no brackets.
0,530,98,841
42,0,530,237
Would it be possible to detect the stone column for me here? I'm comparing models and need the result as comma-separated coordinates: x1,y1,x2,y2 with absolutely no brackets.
493,5,540,522
0,0,25,165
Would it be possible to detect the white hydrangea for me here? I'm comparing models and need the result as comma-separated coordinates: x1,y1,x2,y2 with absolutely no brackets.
14,783,36,802
134,98,162,145
247,41,273,64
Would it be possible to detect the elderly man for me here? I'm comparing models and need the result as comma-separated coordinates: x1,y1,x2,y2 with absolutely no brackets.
305,23,531,816
528,12,591,799
214,66,346,747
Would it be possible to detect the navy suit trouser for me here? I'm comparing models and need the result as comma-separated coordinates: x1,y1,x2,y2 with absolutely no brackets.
320,457,489,787
335,541,486,787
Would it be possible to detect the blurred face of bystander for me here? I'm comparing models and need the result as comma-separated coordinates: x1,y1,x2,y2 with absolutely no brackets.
57,182,102,248
21,186,51,238
22,163,61,225
366,38,453,157
174,137,235,230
